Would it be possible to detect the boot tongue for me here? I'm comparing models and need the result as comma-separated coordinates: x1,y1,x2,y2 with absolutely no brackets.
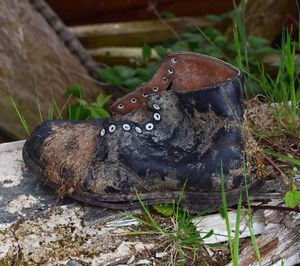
109,52,239,116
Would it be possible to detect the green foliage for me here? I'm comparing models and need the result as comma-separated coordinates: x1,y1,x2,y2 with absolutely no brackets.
284,183,300,208
99,64,156,89
66,85,111,120
124,187,213,265
11,97,30,136
160,11,176,19
153,203,174,217
142,43,152,60
264,149,300,166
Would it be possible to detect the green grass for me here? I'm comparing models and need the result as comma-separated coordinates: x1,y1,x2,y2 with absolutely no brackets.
121,165,262,265
119,167,260,266
10,97,30,136
11,85,111,136
219,163,260,266
123,186,214,265
264,149,300,166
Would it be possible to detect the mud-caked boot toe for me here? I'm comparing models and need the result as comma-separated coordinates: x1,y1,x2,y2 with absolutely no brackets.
23,52,265,212
23,120,103,194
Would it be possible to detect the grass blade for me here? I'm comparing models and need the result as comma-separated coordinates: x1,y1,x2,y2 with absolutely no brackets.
10,97,30,136
220,162,233,259
264,148,300,166
233,192,242,266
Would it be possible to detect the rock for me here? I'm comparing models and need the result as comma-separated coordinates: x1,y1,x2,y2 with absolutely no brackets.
155,252,168,259
0,141,155,265
136,259,152,265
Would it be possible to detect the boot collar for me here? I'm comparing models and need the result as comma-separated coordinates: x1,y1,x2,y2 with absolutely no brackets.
109,52,242,116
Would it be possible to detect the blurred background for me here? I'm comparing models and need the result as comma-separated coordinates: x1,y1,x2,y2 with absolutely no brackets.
0,0,299,143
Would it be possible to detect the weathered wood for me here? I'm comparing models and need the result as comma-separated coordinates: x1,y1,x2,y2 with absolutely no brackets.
87,45,300,68
0,0,105,140
228,210,300,266
47,0,234,25
70,17,215,49
193,210,265,244
88,47,159,66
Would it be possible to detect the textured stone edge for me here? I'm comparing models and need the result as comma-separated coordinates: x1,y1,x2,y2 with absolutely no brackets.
0,140,25,153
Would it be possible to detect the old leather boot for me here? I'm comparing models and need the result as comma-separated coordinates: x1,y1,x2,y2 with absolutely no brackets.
23,52,263,212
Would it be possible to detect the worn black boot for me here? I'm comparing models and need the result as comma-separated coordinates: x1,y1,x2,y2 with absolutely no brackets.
23,52,263,212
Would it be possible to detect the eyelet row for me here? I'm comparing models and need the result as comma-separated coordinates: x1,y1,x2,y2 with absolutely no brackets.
116,57,178,110
100,104,162,137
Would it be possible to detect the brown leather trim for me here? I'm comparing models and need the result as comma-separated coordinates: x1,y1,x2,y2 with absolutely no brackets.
109,52,240,116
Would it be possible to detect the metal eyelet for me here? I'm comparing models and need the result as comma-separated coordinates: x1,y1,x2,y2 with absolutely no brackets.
153,113,161,121
142,92,148,97
145,123,154,131
122,124,131,131
100,128,105,136
135,127,142,133
131,98,137,103
171,58,178,64
168,68,173,74
118,104,124,109
108,124,116,133
152,87,159,92
162,76,168,82
153,104,160,110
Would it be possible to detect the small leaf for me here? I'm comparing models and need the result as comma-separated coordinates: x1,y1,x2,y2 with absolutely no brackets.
123,78,144,89
136,65,156,80
219,205,226,219
206,14,223,22
65,85,82,97
160,11,176,19
113,65,136,79
153,203,174,217
95,94,112,107
99,68,123,86
142,43,152,60
201,229,214,239
88,106,110,118
284,187,300,208
153,45,168,58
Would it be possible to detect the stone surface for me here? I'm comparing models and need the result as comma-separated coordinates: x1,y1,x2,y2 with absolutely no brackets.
1,141,300,265
0,141,155,265
0,140,73,225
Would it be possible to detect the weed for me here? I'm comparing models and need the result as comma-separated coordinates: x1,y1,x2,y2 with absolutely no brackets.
220,162,261,265
123,187,214,265
66,86,111,120
284,183,300,208
11,97,30,136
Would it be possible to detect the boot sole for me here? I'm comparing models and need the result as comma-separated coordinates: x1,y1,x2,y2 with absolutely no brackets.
69,181,263,213
23,144,262,213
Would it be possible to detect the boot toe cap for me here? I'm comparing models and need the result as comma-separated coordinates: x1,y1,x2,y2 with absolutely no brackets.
23,120,53,174
23,120,101,189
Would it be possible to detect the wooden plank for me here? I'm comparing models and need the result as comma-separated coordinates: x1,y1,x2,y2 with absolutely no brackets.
87,45,300,68
193,210,265,244
228,210,300,266
70,17,215,48
88,47,158,66
46,0,234,25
